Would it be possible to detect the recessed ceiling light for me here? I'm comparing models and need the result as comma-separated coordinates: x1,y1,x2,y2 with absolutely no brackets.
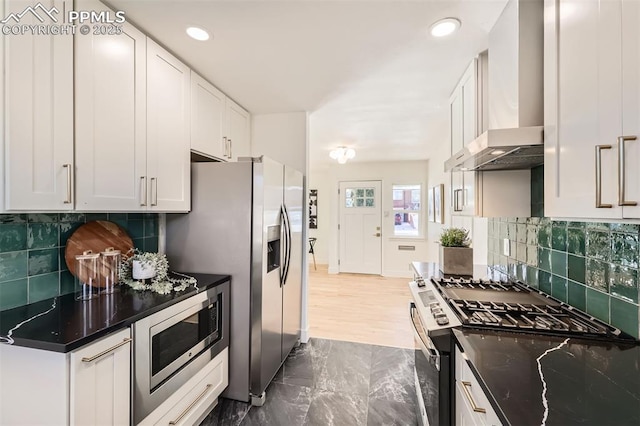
186,26,210,41
491,150,506,155
430,18,461,37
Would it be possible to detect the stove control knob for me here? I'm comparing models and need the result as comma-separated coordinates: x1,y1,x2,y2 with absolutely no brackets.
429,302,440,311
436,317,450,326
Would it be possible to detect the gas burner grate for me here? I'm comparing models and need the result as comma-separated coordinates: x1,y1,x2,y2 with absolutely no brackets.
449,299,611,337
438,277,525,291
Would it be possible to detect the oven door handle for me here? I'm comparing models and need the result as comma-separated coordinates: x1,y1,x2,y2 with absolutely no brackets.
410,302,441,371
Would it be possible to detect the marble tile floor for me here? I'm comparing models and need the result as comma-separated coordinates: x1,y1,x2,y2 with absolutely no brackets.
201,338,417,426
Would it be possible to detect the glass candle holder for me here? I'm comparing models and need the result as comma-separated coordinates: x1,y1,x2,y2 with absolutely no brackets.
76,250,100,301
100,247,121,294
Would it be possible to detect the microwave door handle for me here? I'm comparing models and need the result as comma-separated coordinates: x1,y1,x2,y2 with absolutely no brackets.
409,302,441,371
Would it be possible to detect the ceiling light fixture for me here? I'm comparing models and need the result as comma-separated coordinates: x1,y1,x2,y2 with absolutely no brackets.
430,18,461,37
329,146,356,164
491,149,506,155
186,26,210,41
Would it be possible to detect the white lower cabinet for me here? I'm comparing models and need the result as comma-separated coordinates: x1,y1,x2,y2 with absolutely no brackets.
70,329,132,425
0,328,131,425
140,348,228,426
455,346,502,426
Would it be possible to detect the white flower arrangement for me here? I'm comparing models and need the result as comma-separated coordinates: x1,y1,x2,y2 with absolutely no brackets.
119,249,197,294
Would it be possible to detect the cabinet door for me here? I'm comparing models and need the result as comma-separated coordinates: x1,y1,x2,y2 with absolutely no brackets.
225,98,251,162
544,0,623,219
460,60,478,216
450,85,464,214
4,0,74,210
70,328,131,426
75,0,147,211
622,0,640,218
191,71,226,160
455,381,480,426
147,39,191,212
461,60,478,146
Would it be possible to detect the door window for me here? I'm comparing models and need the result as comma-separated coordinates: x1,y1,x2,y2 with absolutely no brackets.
345,187,375,208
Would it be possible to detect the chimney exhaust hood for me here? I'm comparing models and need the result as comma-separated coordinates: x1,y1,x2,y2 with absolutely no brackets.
445,0,543,173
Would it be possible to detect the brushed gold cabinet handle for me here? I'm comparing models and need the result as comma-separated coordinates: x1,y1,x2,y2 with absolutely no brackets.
150,177,158,206
373,233,381,237
453,189,463,212
228,139,232,159
63,164,72,204
223,136,228,158
169,384,212,425
140,176,147,207
618,136,637,206
461,381,486,414
595,145,612,208
82,338,132,363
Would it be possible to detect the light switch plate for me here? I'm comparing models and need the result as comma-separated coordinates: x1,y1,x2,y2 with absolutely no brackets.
503,239,510,257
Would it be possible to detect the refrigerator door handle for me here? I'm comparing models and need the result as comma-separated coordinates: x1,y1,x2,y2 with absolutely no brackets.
279,206,288,287
282,205,292,285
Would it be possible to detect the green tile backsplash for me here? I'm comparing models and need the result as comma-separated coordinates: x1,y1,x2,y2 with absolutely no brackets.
0,213,160,311
488,217,640,339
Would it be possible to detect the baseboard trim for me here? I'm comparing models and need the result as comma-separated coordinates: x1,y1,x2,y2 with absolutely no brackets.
382,269,413,278
300,327,310,343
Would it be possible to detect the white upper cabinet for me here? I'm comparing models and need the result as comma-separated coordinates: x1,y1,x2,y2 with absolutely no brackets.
545,0,640,219
450,59,479,217
225,98,251,162
450,78,464,214
75,0,147,211
146,39,191,212
4,0,74,211
191,71,226,160
460,60,478,146
621,0,640,218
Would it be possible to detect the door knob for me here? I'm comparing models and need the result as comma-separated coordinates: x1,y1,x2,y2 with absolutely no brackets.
373,233,381,237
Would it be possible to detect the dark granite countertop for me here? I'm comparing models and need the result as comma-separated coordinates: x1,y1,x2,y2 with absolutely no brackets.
453,328,640,426
411,262,640,424
0,273,230,353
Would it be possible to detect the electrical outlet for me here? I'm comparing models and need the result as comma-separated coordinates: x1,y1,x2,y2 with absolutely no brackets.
503,239,510,257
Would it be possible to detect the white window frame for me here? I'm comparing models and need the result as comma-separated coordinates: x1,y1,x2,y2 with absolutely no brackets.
392,183,423,238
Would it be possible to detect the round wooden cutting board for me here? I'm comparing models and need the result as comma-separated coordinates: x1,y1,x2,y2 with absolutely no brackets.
65,221,134,287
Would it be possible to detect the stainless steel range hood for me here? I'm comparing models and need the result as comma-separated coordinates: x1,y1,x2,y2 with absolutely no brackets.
445,0,543,173
445,126,543,172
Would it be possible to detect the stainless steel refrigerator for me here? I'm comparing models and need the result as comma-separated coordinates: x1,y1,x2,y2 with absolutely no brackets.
165,156,303,405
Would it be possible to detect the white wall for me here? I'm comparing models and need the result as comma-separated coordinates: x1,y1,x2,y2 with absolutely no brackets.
425,142,452,262
424,136,488,266
308,168,330,265
310,160,429,278
252,111,310,342
251,112,308,172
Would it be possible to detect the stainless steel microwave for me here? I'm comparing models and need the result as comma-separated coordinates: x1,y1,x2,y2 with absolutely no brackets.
133,282,229,424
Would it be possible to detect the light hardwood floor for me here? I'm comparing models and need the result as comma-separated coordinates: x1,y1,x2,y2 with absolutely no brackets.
307,265,415,349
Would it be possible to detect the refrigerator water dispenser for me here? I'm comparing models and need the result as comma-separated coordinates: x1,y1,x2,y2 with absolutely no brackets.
266,225,281,273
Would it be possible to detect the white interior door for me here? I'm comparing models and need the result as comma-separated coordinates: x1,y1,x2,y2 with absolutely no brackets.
339,181,382,275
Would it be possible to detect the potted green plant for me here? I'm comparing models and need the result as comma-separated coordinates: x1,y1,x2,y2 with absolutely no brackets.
438,227,473,276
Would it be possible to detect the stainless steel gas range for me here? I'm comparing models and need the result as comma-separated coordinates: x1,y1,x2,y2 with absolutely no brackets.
409,263,637,426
